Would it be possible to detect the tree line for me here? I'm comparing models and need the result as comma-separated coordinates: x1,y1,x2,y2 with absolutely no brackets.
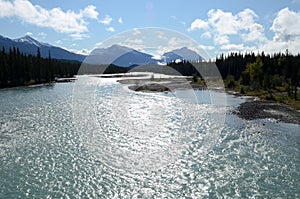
166,50,300,101
1,45,299,101
216,50,300,100
0,47,80,88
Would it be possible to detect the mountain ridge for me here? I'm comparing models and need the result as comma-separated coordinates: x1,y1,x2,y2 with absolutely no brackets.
14,35,52,47
0,34,204,66
0,35,85,62
163,47,203,63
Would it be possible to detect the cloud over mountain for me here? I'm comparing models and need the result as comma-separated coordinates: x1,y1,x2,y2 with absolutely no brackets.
0,0,99,39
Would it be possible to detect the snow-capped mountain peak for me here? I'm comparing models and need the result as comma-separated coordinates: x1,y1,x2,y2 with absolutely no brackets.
0,34,203,66
14,35,51,47
0,34,85,61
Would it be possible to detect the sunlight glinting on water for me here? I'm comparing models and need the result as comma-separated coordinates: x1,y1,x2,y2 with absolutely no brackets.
74,76,225,173
0,79,299,198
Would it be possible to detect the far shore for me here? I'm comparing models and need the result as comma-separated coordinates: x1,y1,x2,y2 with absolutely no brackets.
221,90,300,124
234,100,300,124
0,77,76,90
117,75,300,124
117,77,207,92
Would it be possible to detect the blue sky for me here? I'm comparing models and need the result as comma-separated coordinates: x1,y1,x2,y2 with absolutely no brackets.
0,0,300,58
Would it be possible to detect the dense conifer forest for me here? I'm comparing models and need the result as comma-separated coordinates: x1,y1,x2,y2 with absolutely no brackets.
0,47,80,88
215,50,300,100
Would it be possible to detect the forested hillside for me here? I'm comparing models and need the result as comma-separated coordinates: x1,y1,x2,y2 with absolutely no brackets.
0,47,80,88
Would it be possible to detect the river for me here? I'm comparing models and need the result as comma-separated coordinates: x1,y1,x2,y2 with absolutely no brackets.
0,76,299,198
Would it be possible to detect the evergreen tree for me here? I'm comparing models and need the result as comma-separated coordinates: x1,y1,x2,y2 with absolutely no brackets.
0,46,80,88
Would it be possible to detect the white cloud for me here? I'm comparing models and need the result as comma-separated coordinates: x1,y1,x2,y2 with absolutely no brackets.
214,34,230,45
95,42,102,48
0,0,99,38
154,37,196,56
188,8,266,39
188,8,269,53
237,8,258,29
124,38,143,45
38,32,47,39
201,31,212,39
262,41,288,53
55,40,62,44
100,15,112,25
151,54,163,60
241,23,267,43
106,27,115,32
221,44,258,52
167,37,191,48
0,0,14,17
81,5,99,19
263,8,300,54
132,29,141,35
208,9,240,35
25,31,33,36
220,44,245,51
198,44,215,50
71,48,91,55
70,33,89,40
187,7,300,55
188,19,209,31
118,17,123,24
270,8,300,42
115,38,145,52
156,31,167,40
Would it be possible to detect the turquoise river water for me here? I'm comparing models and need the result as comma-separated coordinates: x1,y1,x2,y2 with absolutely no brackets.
0,76,299,198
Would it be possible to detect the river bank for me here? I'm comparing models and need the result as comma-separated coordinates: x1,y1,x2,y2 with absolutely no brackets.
119,77,300,124
0,77,77,90
234,100,300,124
226,88,300,124
118,77,206,92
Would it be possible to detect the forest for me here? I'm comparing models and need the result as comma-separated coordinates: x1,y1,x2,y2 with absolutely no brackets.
215,50,300,99
167,50,300,107
0,47,80,88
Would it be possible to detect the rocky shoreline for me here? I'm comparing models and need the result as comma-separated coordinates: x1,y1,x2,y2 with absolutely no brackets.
118,78,207,92
128,82,207,92
235,100,300,124
129,83,171,92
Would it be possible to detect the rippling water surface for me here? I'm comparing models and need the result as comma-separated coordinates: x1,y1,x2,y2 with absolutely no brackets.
0,76,299,198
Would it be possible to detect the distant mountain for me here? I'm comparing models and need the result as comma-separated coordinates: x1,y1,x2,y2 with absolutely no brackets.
0,35,85,62
0,34,204,67
85,44,156,67
14,35,52,47
86,45,204,67
163,47,203,63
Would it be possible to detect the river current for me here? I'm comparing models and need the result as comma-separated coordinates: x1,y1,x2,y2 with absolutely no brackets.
0,76,299,198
